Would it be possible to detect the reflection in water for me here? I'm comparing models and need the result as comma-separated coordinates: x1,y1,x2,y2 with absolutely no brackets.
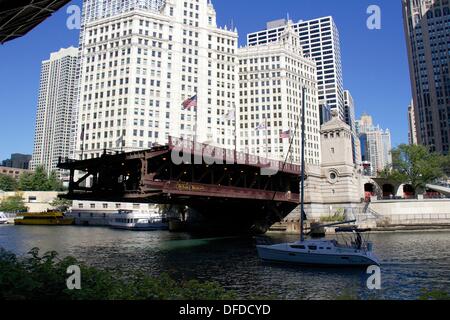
1,225,449,299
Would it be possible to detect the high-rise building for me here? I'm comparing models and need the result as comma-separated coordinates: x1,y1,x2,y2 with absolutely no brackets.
247,16,345,120
30,47,78,177
75,0,238,160
319,104,331,125
402,0,450,155
356,114,392,176
408,99,418,145
343,90,355,132
1,153,32,169
237,22,321,165
343,89,361,165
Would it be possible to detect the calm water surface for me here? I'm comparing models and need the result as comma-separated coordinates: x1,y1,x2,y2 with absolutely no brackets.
1,225,449,300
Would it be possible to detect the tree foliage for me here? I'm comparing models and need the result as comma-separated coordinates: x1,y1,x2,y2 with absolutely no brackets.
49,198,72,212
0,248,237,300
381,144,447,193
0,193,28,213
18,166,64,192
0,174,17,191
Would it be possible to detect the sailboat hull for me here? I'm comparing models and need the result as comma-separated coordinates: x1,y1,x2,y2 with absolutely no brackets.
257,245,379,267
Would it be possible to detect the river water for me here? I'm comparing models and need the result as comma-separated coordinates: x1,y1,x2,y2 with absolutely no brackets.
1,225,449,300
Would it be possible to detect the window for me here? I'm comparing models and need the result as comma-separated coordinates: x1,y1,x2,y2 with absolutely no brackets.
308,246,317,250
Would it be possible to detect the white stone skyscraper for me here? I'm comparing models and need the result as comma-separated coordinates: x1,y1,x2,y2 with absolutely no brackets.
247,16,345,120
237,22,321,166
75,0,238,160
31,47,78,177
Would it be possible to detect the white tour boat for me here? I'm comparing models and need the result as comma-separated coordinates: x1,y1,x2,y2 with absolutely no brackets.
257,88,380,267
109,209,168,231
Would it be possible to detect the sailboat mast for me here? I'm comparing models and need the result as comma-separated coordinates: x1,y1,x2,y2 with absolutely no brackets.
300,86,306,242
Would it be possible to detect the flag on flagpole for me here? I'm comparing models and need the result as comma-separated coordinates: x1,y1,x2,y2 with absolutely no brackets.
224,110,236,121
116,135,124,148
256,121,267,131
182,94,197,110
80,126,85,141
280,129,292,139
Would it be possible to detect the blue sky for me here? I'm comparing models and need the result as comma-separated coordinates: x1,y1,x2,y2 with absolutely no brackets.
0,0,411,161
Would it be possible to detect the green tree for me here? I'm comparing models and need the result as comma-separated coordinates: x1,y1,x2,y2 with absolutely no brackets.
0,193,28,213
46,171,64,191
49,198,72,212
0,174,17,191
18,166,64,191
18,172,35,191
32,166,50,191
381,144,447,193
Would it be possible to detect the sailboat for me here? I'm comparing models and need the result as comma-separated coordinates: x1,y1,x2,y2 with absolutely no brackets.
256,87,380,267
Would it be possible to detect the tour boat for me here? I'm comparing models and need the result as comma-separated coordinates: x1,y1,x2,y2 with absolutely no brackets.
0,212,9,224
256,88,380,267
109,209,169,231
14,211,75,226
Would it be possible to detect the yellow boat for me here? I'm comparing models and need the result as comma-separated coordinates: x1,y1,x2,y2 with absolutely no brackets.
14,211,74,226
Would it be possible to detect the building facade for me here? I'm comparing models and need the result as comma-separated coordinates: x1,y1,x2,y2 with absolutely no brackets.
30,47,78,177
343,90,356,132
402,0,450,155
237,22,321,165
343,89,361,165
247,16,345,120
75,0,239,161
1,153,32,169
356,114,392,176
408,99,418,145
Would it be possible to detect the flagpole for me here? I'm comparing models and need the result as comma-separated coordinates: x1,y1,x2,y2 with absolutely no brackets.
233,103,237,154
194,103,198,145
265,119,268,160
300,86,306,243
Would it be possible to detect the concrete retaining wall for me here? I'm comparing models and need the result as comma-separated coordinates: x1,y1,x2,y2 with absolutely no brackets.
370,199,450,225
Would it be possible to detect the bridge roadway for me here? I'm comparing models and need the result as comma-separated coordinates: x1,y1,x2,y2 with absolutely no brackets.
59,137,302,234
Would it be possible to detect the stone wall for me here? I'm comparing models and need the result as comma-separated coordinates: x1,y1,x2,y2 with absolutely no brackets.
369,199,450,225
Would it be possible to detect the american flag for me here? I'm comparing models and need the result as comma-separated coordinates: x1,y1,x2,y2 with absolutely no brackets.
224,110,236,121
256,121,267,131
280,129,292,139
80,126,85,141
182,95,197,110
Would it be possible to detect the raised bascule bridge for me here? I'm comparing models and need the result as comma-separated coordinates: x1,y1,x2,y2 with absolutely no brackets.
59,137,301,234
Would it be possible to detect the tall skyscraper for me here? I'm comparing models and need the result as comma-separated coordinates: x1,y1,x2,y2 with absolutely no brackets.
247,16,345,120
402,0,450,155
343,90,361,165
75,0,238,160
356,114,392,176
237,22,321,166
30,47,78,177
343,90,356,132
408,99,418,145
